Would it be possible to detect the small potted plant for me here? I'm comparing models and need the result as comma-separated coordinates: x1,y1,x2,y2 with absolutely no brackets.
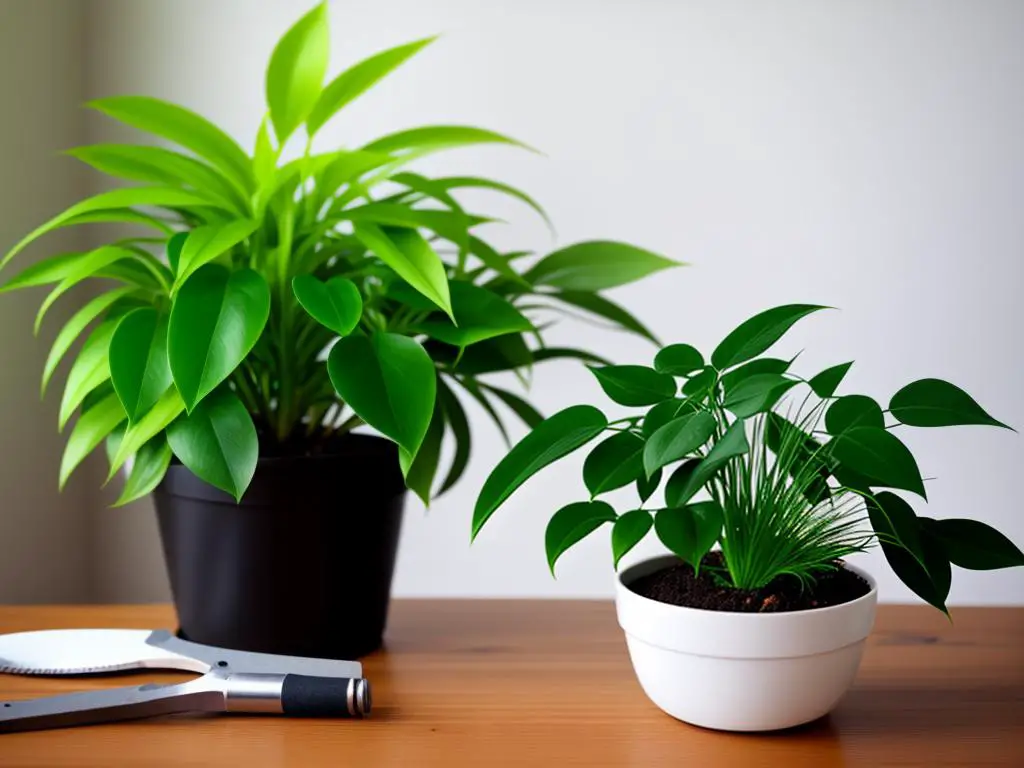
0,2,675,658
472,303,1023,731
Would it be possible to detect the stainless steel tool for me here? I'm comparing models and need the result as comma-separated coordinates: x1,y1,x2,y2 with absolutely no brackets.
0,629,370,733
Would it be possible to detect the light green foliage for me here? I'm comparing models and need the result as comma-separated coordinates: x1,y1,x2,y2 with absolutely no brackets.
1,4,675,503
473,303,1021,614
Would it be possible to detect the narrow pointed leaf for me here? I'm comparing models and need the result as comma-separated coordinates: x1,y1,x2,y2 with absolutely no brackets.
0,252,82,293
113,435,173,507
481,384,544,429
830,427,926,498
399,401,445,506
711,304,828,370
364,125,532,155
59,392,126,489
58,321,118,431
590,365,676,407
546,501,617,575
552,291,659,344
654,344,704,376
109,308,172,423
809,361,853,399
292,275,363,336
166,231,187,274
34,246,140,333
265,1,329,143
613,509,654,569
108,387,185,478
173,220,258,288
643,411,717,476
923,518,1024,570
436,175,552,231
525,241,678,292
890,378,1011,429
584,432,646,497
437,378,471,495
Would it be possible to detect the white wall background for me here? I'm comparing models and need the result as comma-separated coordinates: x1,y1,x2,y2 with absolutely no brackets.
5,0,1023,605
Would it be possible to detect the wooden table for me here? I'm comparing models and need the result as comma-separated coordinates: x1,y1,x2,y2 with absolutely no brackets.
0,602,1020,767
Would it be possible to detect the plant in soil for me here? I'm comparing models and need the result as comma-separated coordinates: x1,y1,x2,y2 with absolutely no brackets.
472,304,1024,614
0,2,676,505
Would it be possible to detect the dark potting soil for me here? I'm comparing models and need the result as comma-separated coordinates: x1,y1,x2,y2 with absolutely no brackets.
629,552,871,613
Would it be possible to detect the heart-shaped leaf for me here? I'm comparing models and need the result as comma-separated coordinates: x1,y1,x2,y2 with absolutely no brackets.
590,365,676,407
266,1,329,143
655,502,724,572
654,344,704,376
583,432,645,497
612,509,654,569
168,265,270,411
473,405,608,539
292,275,363,336
109,308,172,423
546,500,617,575
417,281,532,348
166,387,258,502
830,427,926,498
643,411,717,476
524,241,679,292
808,361,853,399
890,378,1010,429
711,304,828,370
328,333,436,457
825,395,885,435
923,518,1024,570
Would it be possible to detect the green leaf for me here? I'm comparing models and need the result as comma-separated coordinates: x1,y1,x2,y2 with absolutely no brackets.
467,236,532,289
589,365,676,407
113,435,173,507
681,366,718,398
107,387,185,478
353,223,453,320
41,287,137,396
923,518,1024,570
59,392,126,489
890,378,1011,429
435,175,552,232
342,203,483,246
417,281,532,348
109,308,172,423
265,1,329,143
481,384,544,429
636,468,662,504
826,395,885,435
473,405,608,539
531,347,610,368
430,333,533,375
654,344,704,376
166,387,258,502
583,432,645,497
642,399,697,438
545,500,617,575
830,427,926,498
292,275,362,336
808,361,853,399
655,502,724,572
612,509,654,569
2,187,214,271
315,150,395,201
664,421,749,507
88,97,254,194
436,379,471,495
58,321,117,431
399,401,445,506
876,522,951,614
764,413,831,504
722,373,797,418
711,304,828,370
524,241,679,292
455,376,509,446
168,265,271,411
173,220,259,288
867,491,924,562
364,125,532,155
253,116,279,192
307,36,435,135
643,411,717,476
166,231,187,274
551,291,659,344
0,252,81,293
327,333,436,456
720,357,790,393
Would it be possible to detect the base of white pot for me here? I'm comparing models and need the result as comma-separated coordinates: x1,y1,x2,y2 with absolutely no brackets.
615,555,878,732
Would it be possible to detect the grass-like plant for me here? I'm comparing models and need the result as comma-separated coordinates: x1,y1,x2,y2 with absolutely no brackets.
472,304,1024,613
0,2,675,505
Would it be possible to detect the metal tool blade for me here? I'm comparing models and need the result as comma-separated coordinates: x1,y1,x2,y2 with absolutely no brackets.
0,629,206,675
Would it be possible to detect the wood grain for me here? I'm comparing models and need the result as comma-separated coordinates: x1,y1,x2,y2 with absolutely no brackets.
0,602,1021,767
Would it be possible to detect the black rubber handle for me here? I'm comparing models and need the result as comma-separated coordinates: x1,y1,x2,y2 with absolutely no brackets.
280,675,371,718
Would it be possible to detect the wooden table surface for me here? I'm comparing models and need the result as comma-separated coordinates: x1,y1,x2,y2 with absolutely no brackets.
0,602,1020,767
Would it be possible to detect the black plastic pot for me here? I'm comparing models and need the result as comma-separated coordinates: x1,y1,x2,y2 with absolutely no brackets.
152,434,406,660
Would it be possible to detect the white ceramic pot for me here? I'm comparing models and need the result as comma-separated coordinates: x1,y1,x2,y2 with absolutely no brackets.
615,555,878,732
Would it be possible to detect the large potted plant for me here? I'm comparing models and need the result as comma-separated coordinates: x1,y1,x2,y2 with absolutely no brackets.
472,304,1023,731
0,3,675,658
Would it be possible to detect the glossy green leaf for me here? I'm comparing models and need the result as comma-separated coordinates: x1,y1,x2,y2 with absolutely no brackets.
353,223,453,320
292,275,363,336
107,387,185,478
867,491,924,562
315,150,395,201
825,395,885,434
253,116,278,192
583,432,646,497
473,405,608,539
655,502,724,572
430,333,533,375
113,435,173,507
418,281,532,347
34,246,141,334
531,347,610,368
0,252,81,293
399,401,445,506
722,373,797,418
109,308,172,423
168,265,271,411
890,378,1010,429
642,399,698,438
41,287,137,396
664,421,749,507
830,427,926,498
654,344,704,376
364,125,532,155
266,1,329,143
643,411,717,476
552,291,658,344
808,361,853,399
720,357,790,393
466,236,532,289
482,384,544,429
342,203,484,246
636,468,662,504
924,518,1024,570
612,510,654,569
328,333,436,456
437,379,471,495
307,36,435,135
166,387,258,502
681,366,718,398
58,321,117,431
525,241,678,292
435,175,552,232
876,521,951,614
173,220,258,288
711,304,828,370
545,501,617,575
166,231,187,274
88,96,253,193
59,392,126,489
589,365,676,407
